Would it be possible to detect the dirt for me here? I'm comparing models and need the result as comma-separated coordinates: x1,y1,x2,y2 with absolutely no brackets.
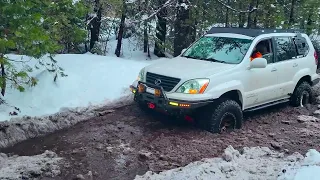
1,102,320,180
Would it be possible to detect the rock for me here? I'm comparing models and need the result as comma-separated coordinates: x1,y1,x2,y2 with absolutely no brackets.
159,155,166,161
87,171,93,179
268,133,276,137
318,104,320,109
281,120,291,125
271,142,282,150
76,174,85,180
297,115,319,123
98,110,115,116
95,144,104,150
106,147,113,153
314,110,320,115
123,148,132,155
138,150,152,160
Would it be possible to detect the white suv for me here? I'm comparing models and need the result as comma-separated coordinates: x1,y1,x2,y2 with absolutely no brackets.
130,27,320,133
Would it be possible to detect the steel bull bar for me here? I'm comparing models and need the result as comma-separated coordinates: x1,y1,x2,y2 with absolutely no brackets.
129,81,212,112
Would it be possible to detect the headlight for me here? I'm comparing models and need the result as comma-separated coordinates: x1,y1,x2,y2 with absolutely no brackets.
137,68,145,82
176,79,209,94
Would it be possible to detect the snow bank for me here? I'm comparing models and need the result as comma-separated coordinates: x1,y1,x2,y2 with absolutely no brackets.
0,53,151,121
0,150,62,180
135,145,320,180
0,94,133,148
279,149,320,180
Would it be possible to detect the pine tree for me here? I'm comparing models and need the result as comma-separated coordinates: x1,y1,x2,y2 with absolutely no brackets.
0,0,87,96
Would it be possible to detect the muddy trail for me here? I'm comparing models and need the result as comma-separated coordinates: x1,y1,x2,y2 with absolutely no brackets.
1,102,320,180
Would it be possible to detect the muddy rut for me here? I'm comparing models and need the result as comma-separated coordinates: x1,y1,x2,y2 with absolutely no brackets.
1,101,320,180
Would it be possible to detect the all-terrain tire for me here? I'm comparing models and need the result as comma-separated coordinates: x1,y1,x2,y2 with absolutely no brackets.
195,98,243,133
290,81,314,107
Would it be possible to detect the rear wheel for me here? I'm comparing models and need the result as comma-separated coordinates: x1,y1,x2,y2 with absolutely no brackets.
195,98,243,133
290,81,313,107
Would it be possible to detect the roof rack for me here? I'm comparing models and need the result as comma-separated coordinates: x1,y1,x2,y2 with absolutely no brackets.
207,27,304,37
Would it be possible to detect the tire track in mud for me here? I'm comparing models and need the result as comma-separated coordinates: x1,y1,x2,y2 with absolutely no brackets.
1,102,320,180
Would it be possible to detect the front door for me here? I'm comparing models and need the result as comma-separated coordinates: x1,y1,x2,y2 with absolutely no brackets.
243,38,281,109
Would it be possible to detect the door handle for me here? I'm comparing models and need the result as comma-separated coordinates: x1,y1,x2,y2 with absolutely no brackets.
271,67,277,72
293,63,298,67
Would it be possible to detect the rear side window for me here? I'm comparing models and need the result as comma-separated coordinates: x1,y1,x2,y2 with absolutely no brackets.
293,36,309,57
274,37,297,62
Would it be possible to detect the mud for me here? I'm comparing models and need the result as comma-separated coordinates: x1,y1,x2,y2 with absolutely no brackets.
1,100,320,180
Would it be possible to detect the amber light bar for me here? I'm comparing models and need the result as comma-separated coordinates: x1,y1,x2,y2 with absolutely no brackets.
169,101,190,108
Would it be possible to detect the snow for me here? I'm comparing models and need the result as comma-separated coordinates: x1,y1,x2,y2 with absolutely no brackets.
0,150,62,179
0,36,160,122
135,146,320,180
0,53,151,122
278,149,320,180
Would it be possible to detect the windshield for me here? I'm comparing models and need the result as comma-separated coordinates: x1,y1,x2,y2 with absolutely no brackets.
182,36,253,64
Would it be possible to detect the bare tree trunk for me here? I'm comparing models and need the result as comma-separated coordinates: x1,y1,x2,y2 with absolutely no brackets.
89,0,102,51
225,0,230,27
144,21,148,53
147,25,151,58
143,0,149,53
306,13,313,35
288,0,296,27
0,55,6,96
253,0,259,27
115,1,126,57
154,0,167,57
174,0,192,57
238,3,245,28
247,0,255,28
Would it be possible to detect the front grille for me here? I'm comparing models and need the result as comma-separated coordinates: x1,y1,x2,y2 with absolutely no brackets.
146,72,181,92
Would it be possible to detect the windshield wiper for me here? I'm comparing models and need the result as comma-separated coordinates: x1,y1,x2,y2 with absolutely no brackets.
201,58,227,64
183,56,228,64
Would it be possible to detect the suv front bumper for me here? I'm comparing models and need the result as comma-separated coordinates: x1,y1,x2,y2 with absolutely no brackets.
130,81,212,114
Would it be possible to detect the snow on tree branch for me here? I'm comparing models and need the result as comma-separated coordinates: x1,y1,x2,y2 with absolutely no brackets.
131,0,176,23
216,0,257,13
86,13,97,25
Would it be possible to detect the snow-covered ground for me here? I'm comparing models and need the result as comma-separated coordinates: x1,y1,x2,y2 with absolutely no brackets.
135,145,320,180
0,37,157,122
0,150,62,179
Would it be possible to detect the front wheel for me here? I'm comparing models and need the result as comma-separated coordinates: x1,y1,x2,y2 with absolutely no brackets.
195,98,243,133
290,81,313,107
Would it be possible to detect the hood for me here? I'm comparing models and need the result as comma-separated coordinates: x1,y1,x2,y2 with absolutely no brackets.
144,56,236,79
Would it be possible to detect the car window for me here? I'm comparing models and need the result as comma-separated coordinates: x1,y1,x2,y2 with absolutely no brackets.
293,37,309,57
251,39,274,64
182,36,252,64
274,37,297,62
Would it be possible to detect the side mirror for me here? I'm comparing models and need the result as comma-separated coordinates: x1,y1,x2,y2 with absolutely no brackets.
250,58,267,69
181,48,187,55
